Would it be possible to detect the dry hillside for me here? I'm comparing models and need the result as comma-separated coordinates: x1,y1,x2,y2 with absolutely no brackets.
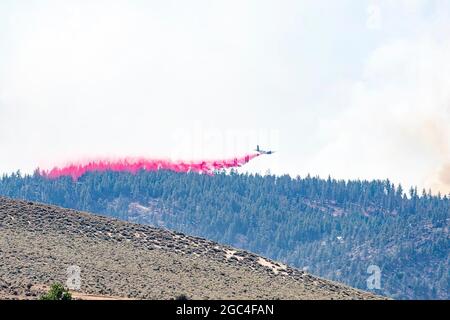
0,196,383,300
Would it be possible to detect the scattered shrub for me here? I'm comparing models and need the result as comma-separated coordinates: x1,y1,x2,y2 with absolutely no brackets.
40,283,72,300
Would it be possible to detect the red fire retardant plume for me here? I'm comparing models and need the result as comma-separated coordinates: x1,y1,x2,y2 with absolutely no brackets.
40,154,261,181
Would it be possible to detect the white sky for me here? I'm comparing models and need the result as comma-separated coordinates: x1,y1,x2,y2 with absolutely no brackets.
0,0,449,194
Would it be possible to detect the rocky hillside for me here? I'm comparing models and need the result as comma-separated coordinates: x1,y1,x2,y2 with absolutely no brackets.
0,196,382,300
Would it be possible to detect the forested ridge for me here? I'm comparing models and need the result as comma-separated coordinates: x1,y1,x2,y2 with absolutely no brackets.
1,170,448,299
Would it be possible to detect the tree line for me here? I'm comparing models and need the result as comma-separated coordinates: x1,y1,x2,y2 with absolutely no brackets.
0,169,448,299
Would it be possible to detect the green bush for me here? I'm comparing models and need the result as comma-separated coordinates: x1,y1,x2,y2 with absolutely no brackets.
40,283,72,300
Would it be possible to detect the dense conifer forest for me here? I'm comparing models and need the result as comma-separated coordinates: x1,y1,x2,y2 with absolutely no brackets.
1,170,448,299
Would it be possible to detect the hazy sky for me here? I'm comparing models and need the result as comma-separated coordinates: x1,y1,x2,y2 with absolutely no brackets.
1,0,449,194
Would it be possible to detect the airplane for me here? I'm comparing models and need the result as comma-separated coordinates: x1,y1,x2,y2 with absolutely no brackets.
254,145,276,155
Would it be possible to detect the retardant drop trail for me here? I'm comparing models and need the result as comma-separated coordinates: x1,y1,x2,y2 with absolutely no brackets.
40,154,261,180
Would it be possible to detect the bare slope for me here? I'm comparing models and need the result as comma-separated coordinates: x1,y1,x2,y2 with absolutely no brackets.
0,197,382,300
